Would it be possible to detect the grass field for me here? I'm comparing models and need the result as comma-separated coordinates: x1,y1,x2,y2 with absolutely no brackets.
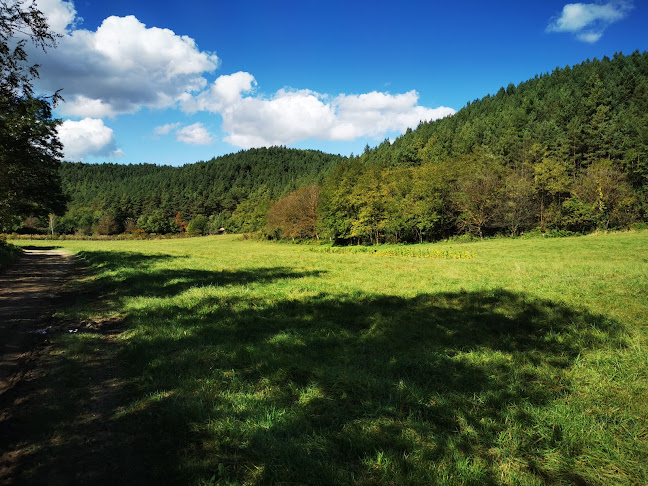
9,231,648,485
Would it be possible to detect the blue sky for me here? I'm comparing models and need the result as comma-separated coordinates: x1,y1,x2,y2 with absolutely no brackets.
30,0,648,166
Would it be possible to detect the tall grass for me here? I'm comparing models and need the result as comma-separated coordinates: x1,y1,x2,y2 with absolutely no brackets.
9,231,648,485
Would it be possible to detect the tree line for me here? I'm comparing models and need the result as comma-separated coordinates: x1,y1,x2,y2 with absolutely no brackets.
6,147,344,235
6,51,648,242
273,51,648,243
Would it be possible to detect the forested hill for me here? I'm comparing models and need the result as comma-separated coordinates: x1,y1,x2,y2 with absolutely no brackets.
56,147,345,234
366,50,648,181
31,52,648,239
319,51,648,243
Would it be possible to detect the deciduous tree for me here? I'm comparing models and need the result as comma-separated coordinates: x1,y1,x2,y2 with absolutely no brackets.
266,185,320,240
0,0,65,230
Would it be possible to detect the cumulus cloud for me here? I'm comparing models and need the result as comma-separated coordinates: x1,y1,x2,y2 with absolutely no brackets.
36,0,78,33
33,2,219,117
183,72,455,149
176,123,214,145
331,91,454,140
57,118,123,160
181,72,257,113
153,122,213,144
547,1,633,42
153,122,181,136
35,1,453,151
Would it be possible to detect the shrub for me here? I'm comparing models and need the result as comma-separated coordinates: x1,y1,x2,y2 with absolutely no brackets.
0,237,22,270
187,215,209,235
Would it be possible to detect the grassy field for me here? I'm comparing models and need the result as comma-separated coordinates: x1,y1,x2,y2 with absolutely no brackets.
8,232,648,485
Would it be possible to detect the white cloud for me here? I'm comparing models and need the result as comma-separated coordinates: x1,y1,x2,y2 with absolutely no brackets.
56,95,119,118
36,0,77,33
183,72,455,149
176,123,214,145
577,31,603,42
35,1,454,152
57,118,123,160
153,122,213,144
331,91,455,140
153,122,181,136
181,72,257,113
33,2,219,117
547,1,633,42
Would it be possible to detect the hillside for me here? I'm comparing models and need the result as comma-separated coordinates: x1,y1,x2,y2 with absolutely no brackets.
17,52,648,239
369,51,648,178
317,51,648,243
54,147,345,234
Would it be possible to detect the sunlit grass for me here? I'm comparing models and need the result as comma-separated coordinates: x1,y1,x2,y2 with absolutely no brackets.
11,230,648,485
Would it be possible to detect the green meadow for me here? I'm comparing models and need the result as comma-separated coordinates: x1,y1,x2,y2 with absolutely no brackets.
10,231,648,485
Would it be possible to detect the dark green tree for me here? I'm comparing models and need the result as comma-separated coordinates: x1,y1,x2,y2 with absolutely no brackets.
0,0,65,230
186,214,208,235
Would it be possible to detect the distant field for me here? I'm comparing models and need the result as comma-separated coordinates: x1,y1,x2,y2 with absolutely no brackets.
11,232,648,485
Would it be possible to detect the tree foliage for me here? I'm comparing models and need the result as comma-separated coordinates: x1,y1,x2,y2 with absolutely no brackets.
266,185,320,240
318,52,648,243
32,52,648,241
56,147,344,235
0,0,65,230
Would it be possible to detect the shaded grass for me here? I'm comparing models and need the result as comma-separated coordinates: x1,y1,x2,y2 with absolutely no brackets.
6,231,648,485
122,290,626,485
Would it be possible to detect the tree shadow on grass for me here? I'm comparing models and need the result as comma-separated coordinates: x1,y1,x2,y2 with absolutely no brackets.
75,249,178,271
76,250,325,300
0,248,628,485
19,245,62,250
121,289,625,485
0,250,326,485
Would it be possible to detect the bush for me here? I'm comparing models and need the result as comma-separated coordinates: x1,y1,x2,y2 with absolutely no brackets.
186,215,208,235
94,213,121,235
137,210,172,234
207,213,229,234
0,237,22,270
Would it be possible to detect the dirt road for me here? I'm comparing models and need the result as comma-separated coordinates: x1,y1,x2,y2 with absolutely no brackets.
0,247,152,485
0,248,75,395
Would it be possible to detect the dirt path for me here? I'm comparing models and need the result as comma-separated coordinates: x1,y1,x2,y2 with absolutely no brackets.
0,248,152,485
0,248,75,395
